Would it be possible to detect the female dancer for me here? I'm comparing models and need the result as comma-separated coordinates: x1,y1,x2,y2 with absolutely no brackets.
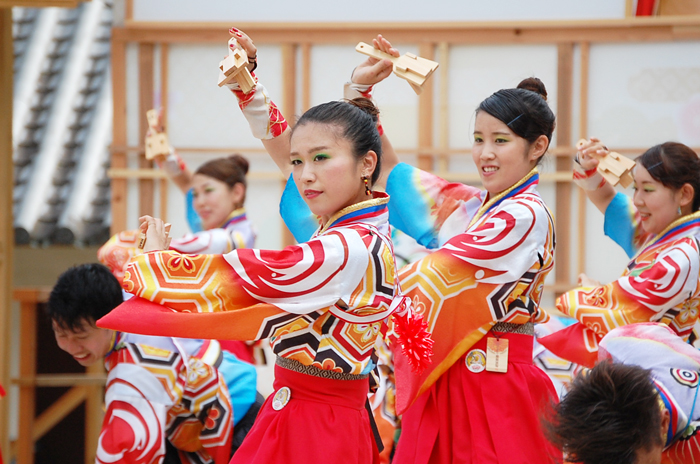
226,30,560,463
540,140,700,367
98,98,430,464
98,154,255,283
385,78,560,464
97,152,262,438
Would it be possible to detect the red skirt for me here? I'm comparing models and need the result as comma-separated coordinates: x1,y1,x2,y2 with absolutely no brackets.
230,362,380,464
394,333,562,464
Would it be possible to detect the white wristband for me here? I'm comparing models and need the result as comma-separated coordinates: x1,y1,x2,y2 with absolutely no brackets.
344,81,373,100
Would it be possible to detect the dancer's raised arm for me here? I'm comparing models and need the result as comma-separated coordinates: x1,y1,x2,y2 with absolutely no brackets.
224,28,292,176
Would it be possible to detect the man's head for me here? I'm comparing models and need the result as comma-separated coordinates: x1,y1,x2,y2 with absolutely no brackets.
544,360,670,464
48,263,123,366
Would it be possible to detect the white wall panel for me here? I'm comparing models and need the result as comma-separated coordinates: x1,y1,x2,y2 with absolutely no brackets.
132,0,627,23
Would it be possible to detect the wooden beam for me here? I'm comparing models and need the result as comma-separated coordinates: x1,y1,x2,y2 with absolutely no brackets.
32,387,87,441
138,43,156,218
109,143,695,158
659,0,700,15
417,43,435,172
111,35,128,233
12,287,52,302
112,18,700,45
0,8,13,462
12,374,107,387
555,43,575,290
108,168,167,179
577,42,590,276
17,300,38,464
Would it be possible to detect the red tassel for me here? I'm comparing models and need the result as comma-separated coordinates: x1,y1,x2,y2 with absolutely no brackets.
392,302,434,373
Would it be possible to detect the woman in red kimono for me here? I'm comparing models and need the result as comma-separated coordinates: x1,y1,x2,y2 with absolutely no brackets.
224,30,561,463
98,97,431,464
540,140,700,367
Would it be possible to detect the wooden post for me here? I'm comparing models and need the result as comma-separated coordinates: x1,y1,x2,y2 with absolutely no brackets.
17,301,38,464
301,43,311,112
555,43,575,289
159,43,170,221
84,363,104,464
417,43,435,171
437,42,450,173
0,8,13,462
111,35,128,233
577,42,590,276
281,44,297,247
138,43,156,218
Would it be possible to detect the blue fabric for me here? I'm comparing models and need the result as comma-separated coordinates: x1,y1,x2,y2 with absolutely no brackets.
386,163,439,249
218,351,258,425
279,175,318,244
185,188,203,233
604,192,637,258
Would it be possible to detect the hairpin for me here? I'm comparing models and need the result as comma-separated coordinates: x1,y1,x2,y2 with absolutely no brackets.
507,114,523,127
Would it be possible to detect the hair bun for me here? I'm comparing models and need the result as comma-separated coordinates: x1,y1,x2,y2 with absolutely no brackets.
517,77,548,101
228,153,249,175
346,97,380,122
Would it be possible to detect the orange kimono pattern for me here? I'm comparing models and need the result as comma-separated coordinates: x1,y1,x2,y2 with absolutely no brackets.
542,210,700,367
99,195,405,377
388,167,556,413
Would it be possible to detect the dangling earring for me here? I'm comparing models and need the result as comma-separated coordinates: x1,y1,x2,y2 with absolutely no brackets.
678,206,683,216
363,177,371,196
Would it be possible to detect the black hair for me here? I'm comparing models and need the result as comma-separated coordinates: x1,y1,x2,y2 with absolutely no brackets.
47,263,124,330
292,97,383,185
637,142,700,211
543,361,663,464
477,77,556,166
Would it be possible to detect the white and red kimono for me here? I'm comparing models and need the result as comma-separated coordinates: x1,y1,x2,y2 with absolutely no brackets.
385,163,560,464
97,333,232,464
98,193,428,464
540,192,700,368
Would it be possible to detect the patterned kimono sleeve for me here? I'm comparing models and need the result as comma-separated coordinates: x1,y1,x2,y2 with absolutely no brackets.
559,238,699,329
385,163,483,249
171,358,233,464
549,239,700,367
98,230,142,284
395,197,552,413
97,364,171,464
170,229,235,255
604,192,650,258
113,229,370,340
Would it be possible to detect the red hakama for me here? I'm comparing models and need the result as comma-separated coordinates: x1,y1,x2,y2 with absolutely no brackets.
231,361,380,464
394,333,560,464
